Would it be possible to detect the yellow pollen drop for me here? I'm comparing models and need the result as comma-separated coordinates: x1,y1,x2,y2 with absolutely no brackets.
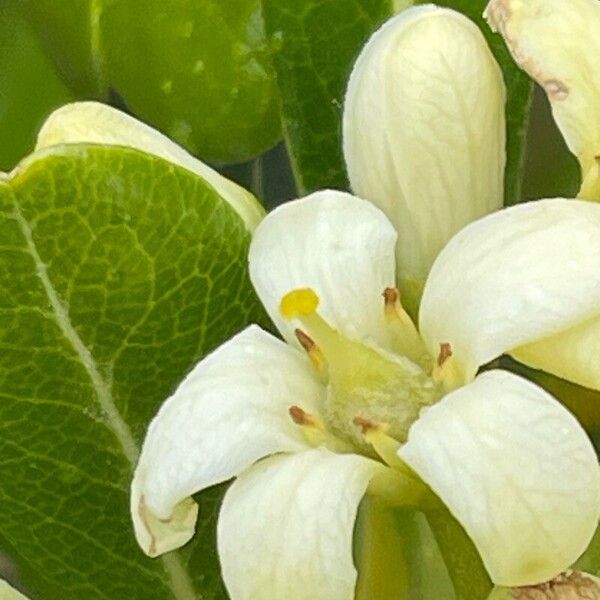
280,288,320,319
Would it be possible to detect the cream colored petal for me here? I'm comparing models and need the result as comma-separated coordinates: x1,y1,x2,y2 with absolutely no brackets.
34,102,264,230
217,449,386,600
344,5,505,297
131,325,324,557
249,190,398,350
419,199,600,383
513,313,600,392
400,370,600,587
485,0,600,199
0,580,28,599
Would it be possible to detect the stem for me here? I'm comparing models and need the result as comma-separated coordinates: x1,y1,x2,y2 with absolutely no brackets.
425,505,492,600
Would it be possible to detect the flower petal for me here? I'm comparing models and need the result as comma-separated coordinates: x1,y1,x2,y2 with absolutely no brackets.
399,370,600,587
344,5,505,295
513,313,600,392
34,101,264,230
485,0,600,199
419,199,600,383
249,190,398,349
217,448,386,600
0,580,28,599
131,325,324,557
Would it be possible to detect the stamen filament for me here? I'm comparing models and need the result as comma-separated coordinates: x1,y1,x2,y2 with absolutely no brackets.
382,287,431,368
289,405,352,452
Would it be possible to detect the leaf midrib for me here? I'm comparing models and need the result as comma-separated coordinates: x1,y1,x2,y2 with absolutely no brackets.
11,197,198,600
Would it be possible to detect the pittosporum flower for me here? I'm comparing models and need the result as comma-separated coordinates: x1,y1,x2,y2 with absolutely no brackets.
131,190,600,598
32,5,600,598
485,0,600,201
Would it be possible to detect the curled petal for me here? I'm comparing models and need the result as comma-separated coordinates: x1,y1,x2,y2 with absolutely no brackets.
344,5,505,295
485,0,600,199
131,325,324,556
34,102,264,229
217,449,386,600
399,370,600,587
249,191,398,350
419,199,600,384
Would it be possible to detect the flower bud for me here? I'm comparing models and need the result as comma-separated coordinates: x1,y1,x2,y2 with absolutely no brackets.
485,0,600,201
486,571,600,600
343,5,505,308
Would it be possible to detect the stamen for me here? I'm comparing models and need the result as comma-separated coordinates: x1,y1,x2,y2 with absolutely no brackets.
294,328,327,373
383,287,412,326
432,342,464,391
289,405,324,430
382,287,430,368
289,405,352,452
437,342,453,367
353,416,406,470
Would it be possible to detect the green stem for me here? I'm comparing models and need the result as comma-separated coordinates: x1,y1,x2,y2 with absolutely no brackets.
425,505,492,600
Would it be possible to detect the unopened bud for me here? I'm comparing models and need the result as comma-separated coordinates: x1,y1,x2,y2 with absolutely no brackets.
485,0,600,201
487,571,600,600
343,5,505,307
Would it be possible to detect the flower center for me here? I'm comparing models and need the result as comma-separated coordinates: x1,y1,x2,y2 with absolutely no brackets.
280,287,445,453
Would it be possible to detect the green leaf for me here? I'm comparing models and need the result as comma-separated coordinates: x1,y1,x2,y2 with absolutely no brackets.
262,0,393,193
0,144,267,598
0,3,73,171
22,0,281,163
415,0,534,206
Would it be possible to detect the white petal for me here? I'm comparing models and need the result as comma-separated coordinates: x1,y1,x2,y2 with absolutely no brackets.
217,448,385,600
513,313,600,392
399,370,600,587
0,580,28,599
419,199,600,383
131,325,324,557
485,0,600,197
249,190,398,349
34,102,264,230
344,5,505,292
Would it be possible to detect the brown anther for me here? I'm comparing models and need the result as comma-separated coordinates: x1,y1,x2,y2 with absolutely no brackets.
289,405,319,428
295,328,315,353
353,416,384,435
383,287,399,306
437,343,453,367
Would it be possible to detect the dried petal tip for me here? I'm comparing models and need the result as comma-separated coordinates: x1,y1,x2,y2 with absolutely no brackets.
486,571,600,599
484,0,600,200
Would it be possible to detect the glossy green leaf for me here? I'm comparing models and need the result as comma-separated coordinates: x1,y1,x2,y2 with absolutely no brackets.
262,0,394,193
0,144,267,598
0,4,72,171
416,0,533,206
22,0,281,163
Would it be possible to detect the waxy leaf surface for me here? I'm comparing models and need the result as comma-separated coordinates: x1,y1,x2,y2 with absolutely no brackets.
0,144,266,598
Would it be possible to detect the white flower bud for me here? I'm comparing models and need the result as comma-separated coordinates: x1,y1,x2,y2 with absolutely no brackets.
485,0,600,201
343,5,506,306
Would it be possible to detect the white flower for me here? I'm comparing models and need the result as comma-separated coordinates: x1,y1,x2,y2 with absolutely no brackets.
344,5,506,309
484,0,600,200
131,189,600,596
